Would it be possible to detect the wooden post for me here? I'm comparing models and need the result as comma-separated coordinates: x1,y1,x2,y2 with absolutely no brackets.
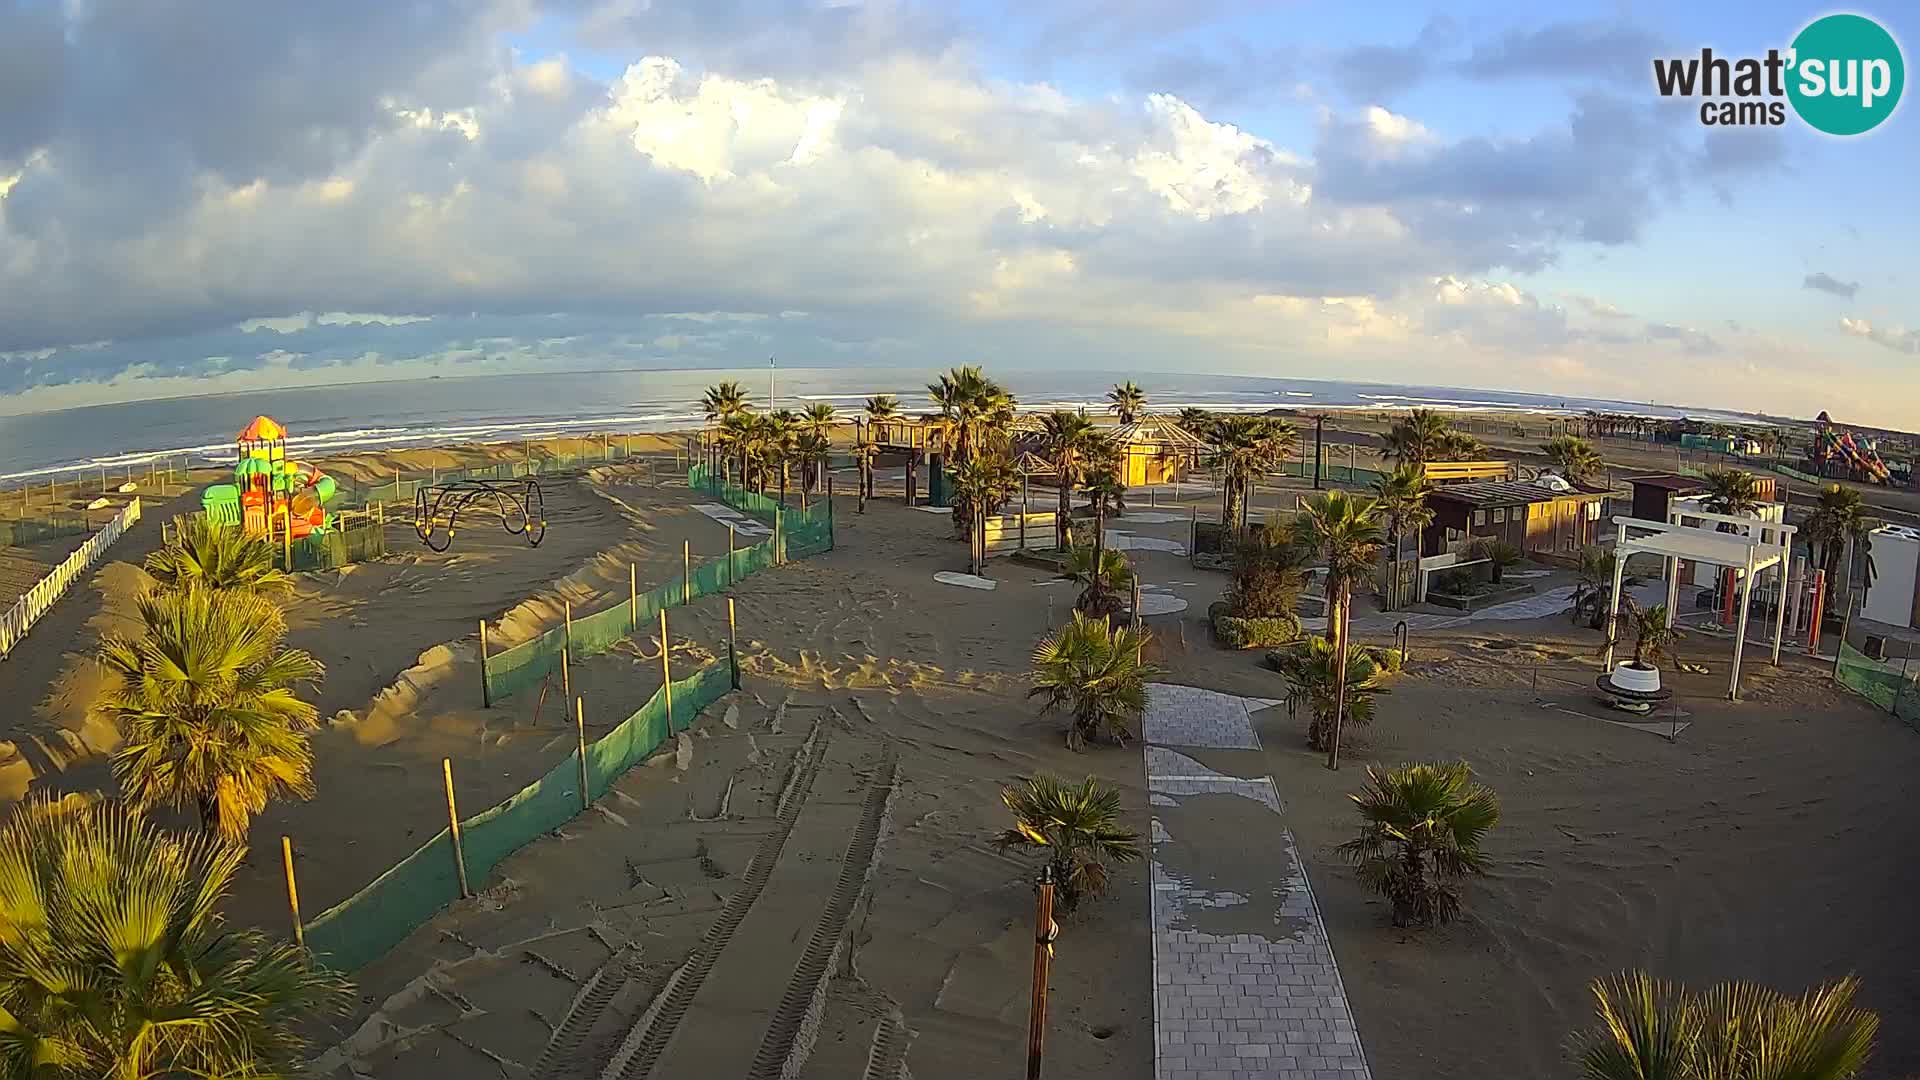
282,508,293,570
659,609,675,731
563,600,573,699
281,836,306,956
1026,865,1057,1080
576,696,591,810
728,597,740,689
629,564,638,628
728,525,737,585
443,759,471,898
683,539,692,605
479,620,492,708
774,511,784,565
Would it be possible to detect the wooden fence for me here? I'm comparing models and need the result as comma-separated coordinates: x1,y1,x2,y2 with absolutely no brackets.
0,498,142,658
983,510,1062,554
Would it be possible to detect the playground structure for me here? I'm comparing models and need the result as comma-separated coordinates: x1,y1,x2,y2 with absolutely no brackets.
200,415,340,543
412,477,546,552
1808,411,1892,484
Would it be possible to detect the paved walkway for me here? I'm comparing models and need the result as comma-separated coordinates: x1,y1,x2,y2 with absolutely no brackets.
1143,684,1372,1080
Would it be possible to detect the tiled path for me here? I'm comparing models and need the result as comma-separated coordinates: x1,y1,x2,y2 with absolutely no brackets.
1143,684,1373,1080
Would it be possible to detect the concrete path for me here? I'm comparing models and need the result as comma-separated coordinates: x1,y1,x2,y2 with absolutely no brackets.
1143,684,1372,1080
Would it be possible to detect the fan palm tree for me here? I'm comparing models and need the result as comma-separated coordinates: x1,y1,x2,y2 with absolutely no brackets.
860,395,899,498
1225,521,1311,619
1570,545,1643,630
1572,971,1878,1080
1177,407,1216,440
1029,611,1156,750
1384,408,1482,466
1338,761,1500,927
993,775,1142,913
1272,636,1389,751
949,454,1019,574
1080,451,1127,610
769,409,802,504
801,402,838,493
1294,490,1384,769
701,380,750,424
716,411,758,493
0,796,351,1079
1107,381,1147,424
1371,464,1434,609
1207,416,1298,530
1542,435,1604,483
1603,598,1681,669
145,514,293,595
1803,483,1875,615
97,587,325,842
1036,410,1100,550
1063,545,1135,613
1702,468,1761,518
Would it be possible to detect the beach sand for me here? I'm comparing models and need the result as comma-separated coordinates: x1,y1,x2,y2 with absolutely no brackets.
2,432,1914,1078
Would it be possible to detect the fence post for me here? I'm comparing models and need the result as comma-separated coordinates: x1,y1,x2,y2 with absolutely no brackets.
683,540,692,605
659,609,675,731
728,525,737,585
576,696,591,810
728,597,740,690
443,759,470,898
827,474,835,549
774,511,785,565
563,600,573,699
629,564,638,629
281,836,306,958
479,620,492,708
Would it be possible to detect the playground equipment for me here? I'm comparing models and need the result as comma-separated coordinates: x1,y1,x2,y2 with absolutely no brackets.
413,478,546,552
1808,411,1892,484
200,415,339,541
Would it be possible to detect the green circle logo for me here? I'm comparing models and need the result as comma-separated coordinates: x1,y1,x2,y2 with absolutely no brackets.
1788,13,1904,135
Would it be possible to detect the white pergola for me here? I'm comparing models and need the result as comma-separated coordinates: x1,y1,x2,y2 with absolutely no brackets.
1605,509,1797,701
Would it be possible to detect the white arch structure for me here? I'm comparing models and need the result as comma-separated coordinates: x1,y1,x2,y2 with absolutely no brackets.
1605,509,1797,701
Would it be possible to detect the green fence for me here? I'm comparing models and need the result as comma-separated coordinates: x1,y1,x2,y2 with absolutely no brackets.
1835,641,1920,728
348,444,654,508
0,513,94,548
1276,459,1389,488
288,519,389,571
302,662,731,970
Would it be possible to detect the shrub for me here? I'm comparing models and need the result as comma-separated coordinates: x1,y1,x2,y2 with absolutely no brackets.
1339,761,1499,927
1213,613,1301,649
1223,523,1310,619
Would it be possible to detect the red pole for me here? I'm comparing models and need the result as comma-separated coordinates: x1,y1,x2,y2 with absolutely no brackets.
1807,570,1826,654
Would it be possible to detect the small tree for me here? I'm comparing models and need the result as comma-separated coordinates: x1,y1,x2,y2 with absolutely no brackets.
1271,636,1390,751
1338,761,1499,927
1224,522,1310,619
1702,468,1761,518
1107,381,1147,424
1604,598,1681,669
1064,545,1133,618
1541,435,1603,483
146,514,293,595
994,775,1142,913
1030,611,1156,750
1572,971,1877,1080
1569,546,1643,630
1466,538,1524,583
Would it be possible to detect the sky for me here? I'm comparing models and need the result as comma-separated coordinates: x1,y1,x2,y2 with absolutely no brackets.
0,0,1914,427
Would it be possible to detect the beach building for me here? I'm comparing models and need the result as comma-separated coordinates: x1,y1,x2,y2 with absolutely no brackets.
1625,473,1779,524
1419,476,1611,558
1107,416,1210,485
1667,493,1788,588
1863,525,1920,630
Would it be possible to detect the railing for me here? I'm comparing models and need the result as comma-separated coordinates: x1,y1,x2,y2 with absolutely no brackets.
0,498,142,658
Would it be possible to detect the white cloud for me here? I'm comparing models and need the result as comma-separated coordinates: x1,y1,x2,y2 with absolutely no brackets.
1841,316,1920,355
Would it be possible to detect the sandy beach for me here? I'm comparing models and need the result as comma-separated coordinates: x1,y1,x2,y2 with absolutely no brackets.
0,429,1913,1079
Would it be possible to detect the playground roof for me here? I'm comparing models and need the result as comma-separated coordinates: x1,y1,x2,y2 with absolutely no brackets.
1428,480,1609,507
236,415,286,442
1110,415,1212,452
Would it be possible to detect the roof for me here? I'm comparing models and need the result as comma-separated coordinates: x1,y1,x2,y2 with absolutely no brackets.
1110,414,1212,452
236,415,286,443
1626,473,1704,492
1428,480,1610,507
1615,522,1785,573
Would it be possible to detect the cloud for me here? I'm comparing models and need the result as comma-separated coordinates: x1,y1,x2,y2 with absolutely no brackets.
1461,20,1661,85
1841,317,1919,355
1567,293,1632,319
1803,272,1860,299
1643,321,1722,355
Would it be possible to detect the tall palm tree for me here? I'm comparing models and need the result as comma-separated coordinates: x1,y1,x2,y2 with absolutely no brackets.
1384,408,1482,466
802,402,838,490
1293,490,1384,769
860,395,899,499
949,454,1019,574
1036,410,1099,550
1542,435,1604,483
0,796,350,1078
97,587,325,842
1803,483,1875,614
1572,971,1877,1080
1063,545,1134,614
145,515,293,595
1569,545,1644,630
1107,381,1147,424
1701,468,1761,518
1370,464,1434,609
1207,416,1297,530
1029,611,1156,750
717,411,758,493
701,380,752,484
993,775,1142,914
1080,459,1126,613
1338,761,1499,927
769,409,802,504
1272,636,1390,751
1177,407,1216,440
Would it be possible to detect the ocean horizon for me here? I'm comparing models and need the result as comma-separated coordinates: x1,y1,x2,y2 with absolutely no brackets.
0,366,1776,483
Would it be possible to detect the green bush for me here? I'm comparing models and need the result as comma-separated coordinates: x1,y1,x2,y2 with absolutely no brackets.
1213,613,1301,649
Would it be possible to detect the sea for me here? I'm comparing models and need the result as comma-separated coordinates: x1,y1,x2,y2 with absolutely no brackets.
0,367,1769,484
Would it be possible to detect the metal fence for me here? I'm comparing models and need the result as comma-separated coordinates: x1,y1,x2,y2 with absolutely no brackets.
0,499,142,658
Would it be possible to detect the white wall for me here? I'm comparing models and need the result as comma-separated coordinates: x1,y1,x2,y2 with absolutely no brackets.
1863,527,1920,628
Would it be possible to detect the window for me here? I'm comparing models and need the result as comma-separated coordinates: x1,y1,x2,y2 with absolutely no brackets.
1492,507,1508,524
1473,510,1488,526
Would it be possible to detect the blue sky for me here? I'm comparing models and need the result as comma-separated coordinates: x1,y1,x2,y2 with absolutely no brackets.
0,1,1913,426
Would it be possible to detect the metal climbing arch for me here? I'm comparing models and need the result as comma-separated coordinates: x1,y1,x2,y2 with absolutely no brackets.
413,478,546,552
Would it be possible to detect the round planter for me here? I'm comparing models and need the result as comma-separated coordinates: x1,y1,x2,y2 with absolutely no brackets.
1610,662,1662,694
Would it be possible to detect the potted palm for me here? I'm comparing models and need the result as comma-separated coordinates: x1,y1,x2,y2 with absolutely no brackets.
1599,598,1680,707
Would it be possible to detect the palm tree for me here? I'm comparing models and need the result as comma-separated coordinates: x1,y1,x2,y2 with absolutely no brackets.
1224,521,1311,619
1029,611,1156,750
861,395,899,499
1371,464,1434,609
145,514,294,595
1036,410,1099,550
1572,971,1877,1080
949,454,1019,573
993,775,1142,913
1803,483,1875,615
1570,545,1643,630
1176,407,1216,439
0,796,350,1078
769,409,802,504
1293,490,1384,768
1207,416,1297,530
1701,468,1761,518
702,380,752,484
1107,381,1146,424
1384,408,1482,466
97,587,325,842
1063,545,1134,615
717,411,758,493
1338,761,1500,927
1272,636,1389,751
1542,435,1604,483
1604,598,1681,670
801,402,838,493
